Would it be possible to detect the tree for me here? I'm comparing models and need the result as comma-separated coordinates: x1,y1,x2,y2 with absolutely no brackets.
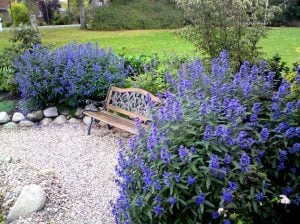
37,0,60,25
79,0,86,29
176,0,279,67
23,0,39,27
270,0,300,26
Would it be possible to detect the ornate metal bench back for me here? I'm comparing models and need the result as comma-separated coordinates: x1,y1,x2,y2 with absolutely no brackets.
105,86,161,122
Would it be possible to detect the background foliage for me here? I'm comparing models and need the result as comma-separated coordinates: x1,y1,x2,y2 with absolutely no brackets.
87,0,185,30
270,0,300,26
9,2,30,26
176,0,279,68
0,24,41,92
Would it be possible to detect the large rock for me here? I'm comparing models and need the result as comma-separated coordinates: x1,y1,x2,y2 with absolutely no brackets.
0,154,12,163
43,107,58,118
12,112,25,122
52,115,67,125
3,122,17,129
27,110,44,122
7,184,46,222
83,116,92,125
85,104,98,112
75,107,84,119
69,118,81,124
41,118,53,126
19,120,35,128
0,112,10,124
40,169,55,176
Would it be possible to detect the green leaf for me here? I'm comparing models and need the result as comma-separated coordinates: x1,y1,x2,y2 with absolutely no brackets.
204,200,215,208
250,186,254,198
191,163,198,173
147,210,152,221
179,198,187,206
200,204,204,214
252,201,258,213
177,184,188,190
206,177,211,190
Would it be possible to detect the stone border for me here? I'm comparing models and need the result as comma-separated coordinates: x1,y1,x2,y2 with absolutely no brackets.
0,104,98,129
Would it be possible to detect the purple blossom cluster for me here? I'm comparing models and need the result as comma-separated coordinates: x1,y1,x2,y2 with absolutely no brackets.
112,52,300,224
15,43,128,107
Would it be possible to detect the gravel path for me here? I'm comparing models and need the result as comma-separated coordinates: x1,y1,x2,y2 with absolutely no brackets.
0,124,126,224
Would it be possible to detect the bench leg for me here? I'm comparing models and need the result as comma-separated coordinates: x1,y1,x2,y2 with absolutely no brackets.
107,124,113,130
87,117,94,135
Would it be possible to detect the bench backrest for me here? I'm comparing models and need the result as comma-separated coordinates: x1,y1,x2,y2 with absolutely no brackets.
105,86,161,122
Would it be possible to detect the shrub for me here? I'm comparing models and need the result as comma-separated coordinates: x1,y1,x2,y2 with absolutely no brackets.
52,12,72,25
9,24,41,49
112,52,300,224
125,54,190,94
0,24,41,92
175,0,280,68
15,43,129,107
270,0,300,26
87,0,185,30
9,2,29,26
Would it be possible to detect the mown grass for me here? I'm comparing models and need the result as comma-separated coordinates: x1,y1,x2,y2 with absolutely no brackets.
0,29,195,56
0,27,299,66
259,27,300,67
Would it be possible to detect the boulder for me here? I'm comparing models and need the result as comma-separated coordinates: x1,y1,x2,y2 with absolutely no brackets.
41,118,53,126
69,118,81,124
40,169,55,176
84,104,98,112
0,112,10,124
75,107,84,119
27,110,44,122
0,154,12,163
43,107,58,118
52,115,67,125
3,122,17,129
83,116,92,125
7,184,46,223
12,112,25,122
19,120,35,127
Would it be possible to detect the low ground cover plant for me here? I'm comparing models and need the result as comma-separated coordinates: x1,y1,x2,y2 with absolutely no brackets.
112,52,300,223
15,42,129,108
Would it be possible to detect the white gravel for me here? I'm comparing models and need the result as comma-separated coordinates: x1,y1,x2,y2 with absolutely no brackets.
0,124,128,224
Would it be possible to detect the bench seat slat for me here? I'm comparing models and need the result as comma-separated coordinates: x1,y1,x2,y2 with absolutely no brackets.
83,111,138,134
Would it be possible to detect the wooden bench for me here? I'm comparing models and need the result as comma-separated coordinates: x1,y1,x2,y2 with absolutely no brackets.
83,86,161,135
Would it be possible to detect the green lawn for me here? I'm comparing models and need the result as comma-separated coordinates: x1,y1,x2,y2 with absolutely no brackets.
0,27,299,66
259,27,300,67
0,28,195,56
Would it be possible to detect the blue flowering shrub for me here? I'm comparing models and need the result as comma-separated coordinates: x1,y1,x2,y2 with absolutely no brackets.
112,52,300,224
15,43,128,107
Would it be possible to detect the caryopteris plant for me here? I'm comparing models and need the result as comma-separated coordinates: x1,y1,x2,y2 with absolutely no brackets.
112,51,300,224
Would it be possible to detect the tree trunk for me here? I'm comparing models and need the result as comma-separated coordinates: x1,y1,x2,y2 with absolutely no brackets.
79,0,86,29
